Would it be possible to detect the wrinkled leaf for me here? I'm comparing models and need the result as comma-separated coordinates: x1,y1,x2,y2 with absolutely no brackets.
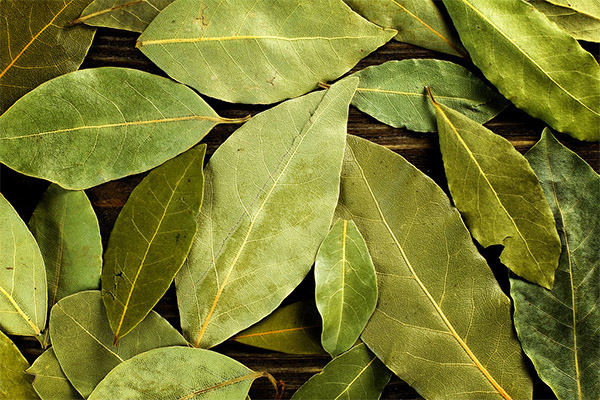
232,301,324,355
137,0,394,104
344,0,467,57
27,348,82,400
50,290,187,397
176,78,357,349
0,330,38,399
429,90,561,289
528,0,600,43
335,135,533,399
103,145,205,342
76,0,173,32
315,219,377,357
292,343,391,400
0,67,245,190
347,59,506,133
510,129,600,400
0,193,46,336
0,0,96,113
442,0,600,141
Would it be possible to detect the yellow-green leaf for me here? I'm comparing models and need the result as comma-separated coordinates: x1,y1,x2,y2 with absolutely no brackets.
76,0,173,33
528,0,600,43
0,330,38,399
27,348,82,400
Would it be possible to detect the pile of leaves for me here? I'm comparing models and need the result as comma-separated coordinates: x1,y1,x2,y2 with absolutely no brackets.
1,0,598,399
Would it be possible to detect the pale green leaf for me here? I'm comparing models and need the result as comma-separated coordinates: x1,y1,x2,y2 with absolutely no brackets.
0,330,38,399
545,0,600,19
528,0,600,43
76,0,173,32
27,348,82,400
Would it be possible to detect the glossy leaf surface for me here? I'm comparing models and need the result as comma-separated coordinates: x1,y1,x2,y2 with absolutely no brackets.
50,290,186,397
528,0,600,42
0,0,96,112
315,219,377,357
137,0,394,104
0,67,237,190
430,93,561,289
27,348,82,400
0,193,46,336
103,145,205,342
176,78,357,349
511,130,600,400
335,135,532,400
76,0,173,32
442,0,600,141
0,330,38,399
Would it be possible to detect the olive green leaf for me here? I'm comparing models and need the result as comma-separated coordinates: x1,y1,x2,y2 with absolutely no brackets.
75,0,173,33
315,219,377,357
176,78,357,349
343,0,467,57
89,346,276,399
291,343,391,400
0,193,46,337
528,0,600,43
0,330,38,399
510,129,600,400
0,67,247,190
50,290,187,397
232,301,324,355
428,89,561,289
346,59,506,133
335,135,533,400
441,0,600,142
27,348,82,400
545,0,600,19
0,0,96,113
136,0,395,104
103,145,205,343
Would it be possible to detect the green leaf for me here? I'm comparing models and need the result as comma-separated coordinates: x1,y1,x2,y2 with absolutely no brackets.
335,135,533,399
315,219,377,357
75,0,173,32
176,78,357,349
137,0,395,104
291,343,391,400
428,90,561,289
528,0,600,43
347,59,506,133
232,301,324,355
441,0,600,141
27,348,82,400
510,129,600,400
343,0,467,57
103,145,206,343
0,67,246,190
0,0,96,113
545,0,600,19
0,193,46,336
49,290,187,397
0,330,38,399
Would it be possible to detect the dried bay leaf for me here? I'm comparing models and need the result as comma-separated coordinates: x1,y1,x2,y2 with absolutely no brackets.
335,135,533,399
442,0,600,141
511,130,600,400
315,219,377,357
545,0,600,20
0,67,246,190
0,193,46,337
428,90,561,289
528,0,600,43
103,145,206,343
50,290,187,397
0,330,38,399
27,348,82,400
75,0,173,33
176,78,358,349
137,0,395,104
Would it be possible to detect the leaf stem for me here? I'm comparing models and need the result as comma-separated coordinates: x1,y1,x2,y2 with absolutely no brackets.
318,82,331,89
218,114,251,124
425,86,439,106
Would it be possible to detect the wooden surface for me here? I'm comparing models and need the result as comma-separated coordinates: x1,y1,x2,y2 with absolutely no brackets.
3,27,599,400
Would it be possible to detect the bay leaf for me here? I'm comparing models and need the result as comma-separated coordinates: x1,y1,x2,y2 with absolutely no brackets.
0,330,38,399
176,78,358,349
0,67,247,190
0,193,46,337
335,135,533,399
0,0,96,113
344,0,467,57
510,129,600,400
103,145,206,343
428,89,561,289
291,343,391,400
315,219,377,357
347,59,506,133
232,300,324,355
528,0,600,43
441,0,600,141
27,348,82,400
75,0,173,33
137,0,395,104
545,0,600,19
50,290,187,397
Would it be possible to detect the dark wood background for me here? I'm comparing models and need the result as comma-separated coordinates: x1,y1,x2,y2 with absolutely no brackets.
3,27,598,400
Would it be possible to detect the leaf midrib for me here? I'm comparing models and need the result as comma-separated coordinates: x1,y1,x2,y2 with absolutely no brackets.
333,355,377,400
137,34,390,47
0,285,41,335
